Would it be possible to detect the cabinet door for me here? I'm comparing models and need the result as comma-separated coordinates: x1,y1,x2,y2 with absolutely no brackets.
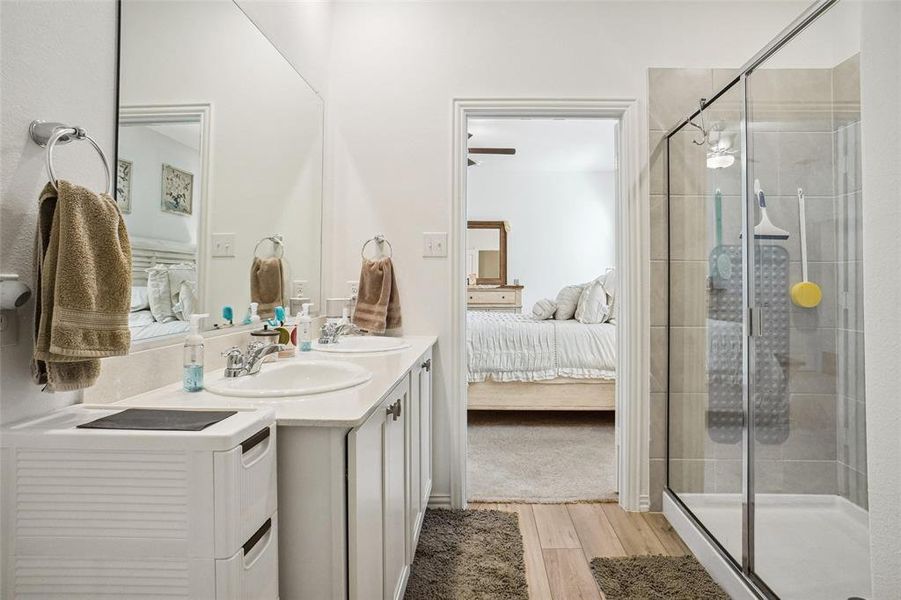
419,350,433,510
406,365,421,564
348,400,386,600
383,378,408,600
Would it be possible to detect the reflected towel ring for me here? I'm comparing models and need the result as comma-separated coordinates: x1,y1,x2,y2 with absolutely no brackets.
254,235,285,259
361,234,392,260
29,121,114,196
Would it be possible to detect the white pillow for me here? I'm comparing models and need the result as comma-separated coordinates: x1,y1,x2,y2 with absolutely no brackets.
167,264,197,320
575,278,611,324
554,284,585,320
130,286,150,312
532,298,557,320
602,268,617,321
172,280,197,321
146,266,176,323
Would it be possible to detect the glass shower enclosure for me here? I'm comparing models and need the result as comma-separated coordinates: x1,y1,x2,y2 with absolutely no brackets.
665,1,869,598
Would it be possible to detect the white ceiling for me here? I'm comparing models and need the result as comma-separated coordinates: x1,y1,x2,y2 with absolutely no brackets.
467,118,617,172
145,123,202,151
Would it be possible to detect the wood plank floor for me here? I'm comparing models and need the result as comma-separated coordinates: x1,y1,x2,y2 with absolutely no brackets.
471,503,691,600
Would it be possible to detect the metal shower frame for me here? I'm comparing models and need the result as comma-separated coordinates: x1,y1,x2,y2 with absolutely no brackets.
662,0,842,598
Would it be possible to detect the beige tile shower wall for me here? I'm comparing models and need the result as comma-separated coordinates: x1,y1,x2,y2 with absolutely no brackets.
648,68,720,510
832,55,867,509
650,66,854,509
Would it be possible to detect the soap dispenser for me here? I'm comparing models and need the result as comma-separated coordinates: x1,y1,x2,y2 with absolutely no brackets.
297,303,313,352
183,313,209,392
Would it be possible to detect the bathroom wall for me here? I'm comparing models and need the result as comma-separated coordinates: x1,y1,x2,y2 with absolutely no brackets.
467,169,616,310
0,0,118,425
323,0,809,507
859,1,901,594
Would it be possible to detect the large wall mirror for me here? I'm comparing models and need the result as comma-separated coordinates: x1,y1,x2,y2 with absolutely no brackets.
117,0,323,344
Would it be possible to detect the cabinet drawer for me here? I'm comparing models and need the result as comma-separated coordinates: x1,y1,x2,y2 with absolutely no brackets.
216,512,279,600
214,424,278,557
468,290,516,304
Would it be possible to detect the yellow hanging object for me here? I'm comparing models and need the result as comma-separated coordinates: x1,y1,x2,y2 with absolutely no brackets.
790,280,822,308
791,188,822,308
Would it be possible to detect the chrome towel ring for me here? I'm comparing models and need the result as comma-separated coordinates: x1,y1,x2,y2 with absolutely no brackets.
254,234,285,259
361,234,393,260
29,120,114,196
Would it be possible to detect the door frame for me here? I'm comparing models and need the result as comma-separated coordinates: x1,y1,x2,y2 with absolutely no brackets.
450,98,648,510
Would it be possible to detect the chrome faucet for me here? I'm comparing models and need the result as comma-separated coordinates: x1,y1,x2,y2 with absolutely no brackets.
318,321,363,344
222,342,285,378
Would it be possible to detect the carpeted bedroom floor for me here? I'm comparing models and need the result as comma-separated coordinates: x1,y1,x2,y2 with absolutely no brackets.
467,410,617,503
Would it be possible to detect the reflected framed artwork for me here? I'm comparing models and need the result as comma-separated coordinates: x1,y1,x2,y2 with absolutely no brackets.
161,163,193,215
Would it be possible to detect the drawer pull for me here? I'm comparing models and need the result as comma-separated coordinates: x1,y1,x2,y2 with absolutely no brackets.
387,399,402,421
243,518,272,556
421,358,431,372
241,426,270,454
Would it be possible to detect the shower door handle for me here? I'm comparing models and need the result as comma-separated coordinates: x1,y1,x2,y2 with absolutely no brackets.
750,307,764,337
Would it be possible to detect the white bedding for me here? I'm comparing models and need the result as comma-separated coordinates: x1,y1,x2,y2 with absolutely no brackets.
129,310,190,341
467,311,616,383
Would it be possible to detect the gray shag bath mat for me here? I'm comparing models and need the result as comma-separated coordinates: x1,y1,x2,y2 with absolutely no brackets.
405,509,529,600
468,411,617,503
590,555,729,600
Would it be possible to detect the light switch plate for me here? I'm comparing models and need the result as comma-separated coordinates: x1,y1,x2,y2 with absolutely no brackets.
423,232,448,257
211,233,236,257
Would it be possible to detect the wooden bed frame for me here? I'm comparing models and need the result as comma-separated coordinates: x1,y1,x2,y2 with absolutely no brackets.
467,377,615,411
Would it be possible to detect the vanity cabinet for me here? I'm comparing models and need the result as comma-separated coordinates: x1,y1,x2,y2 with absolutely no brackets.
277,345,435,600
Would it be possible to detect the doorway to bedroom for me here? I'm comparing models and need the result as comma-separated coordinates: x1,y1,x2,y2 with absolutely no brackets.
464,116,619,504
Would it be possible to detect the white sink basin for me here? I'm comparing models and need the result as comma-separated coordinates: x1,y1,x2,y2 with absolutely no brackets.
205,360,372,398
313,336,411,354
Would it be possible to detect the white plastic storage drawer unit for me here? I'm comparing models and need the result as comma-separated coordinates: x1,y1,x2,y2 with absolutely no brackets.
0,405,278,600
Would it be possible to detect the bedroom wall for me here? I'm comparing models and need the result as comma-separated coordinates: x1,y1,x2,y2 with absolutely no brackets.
323,0,810,508
118,125,202,247
0,0,118,425
468,169,616,311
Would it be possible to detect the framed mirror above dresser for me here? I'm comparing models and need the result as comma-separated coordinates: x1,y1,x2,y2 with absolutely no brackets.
465,220,522,312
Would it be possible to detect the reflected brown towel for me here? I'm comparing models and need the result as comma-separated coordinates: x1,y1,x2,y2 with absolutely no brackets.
251,257,284,320
352,257,402,335
32,180,132,392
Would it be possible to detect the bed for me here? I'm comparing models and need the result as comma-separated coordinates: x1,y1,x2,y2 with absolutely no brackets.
128,237,197,343
467,311,616,411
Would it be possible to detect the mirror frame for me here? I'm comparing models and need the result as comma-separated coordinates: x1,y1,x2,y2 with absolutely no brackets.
467,220,508,285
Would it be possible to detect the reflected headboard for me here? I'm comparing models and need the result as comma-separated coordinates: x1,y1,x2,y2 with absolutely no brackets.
130,237,197,286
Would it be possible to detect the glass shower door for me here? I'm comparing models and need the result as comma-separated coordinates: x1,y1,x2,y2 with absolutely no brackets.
746,3,870,597
667,80,746,566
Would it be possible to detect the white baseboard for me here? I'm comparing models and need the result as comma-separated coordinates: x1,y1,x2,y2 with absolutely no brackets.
427,493,452,509
639,493,650,512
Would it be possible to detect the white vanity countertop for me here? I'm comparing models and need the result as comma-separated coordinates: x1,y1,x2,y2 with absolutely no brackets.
105,335,437,428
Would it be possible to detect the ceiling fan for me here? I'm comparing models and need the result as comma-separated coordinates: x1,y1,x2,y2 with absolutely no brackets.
468,133,516,166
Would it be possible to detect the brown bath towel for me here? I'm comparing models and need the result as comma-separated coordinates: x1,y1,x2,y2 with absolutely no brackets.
32,180,132,392
251,257,284,320
353,257,402,335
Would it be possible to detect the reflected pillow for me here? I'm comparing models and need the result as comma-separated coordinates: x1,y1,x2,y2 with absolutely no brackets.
167,264,197,321
532,298,557,320
554,283,586,320
602,268,616,322
173,280,197,321
130,286,150,312
147,266,176,323
575,278,611,324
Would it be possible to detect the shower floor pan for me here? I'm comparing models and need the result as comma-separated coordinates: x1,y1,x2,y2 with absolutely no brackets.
678,493,871,600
